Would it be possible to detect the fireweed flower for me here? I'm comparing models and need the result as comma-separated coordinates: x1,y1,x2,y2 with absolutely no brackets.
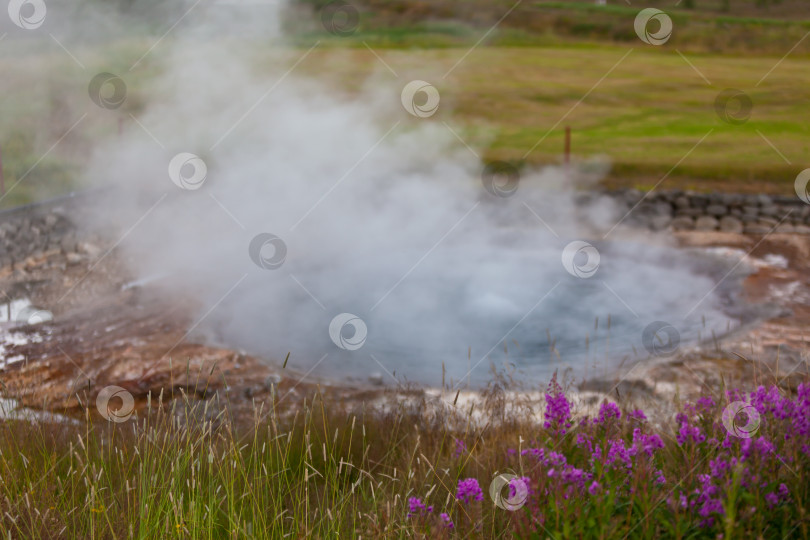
726,388,745,404
509,476,532,497
594,401,621,425
696,396,715,412
407,497,430,518
750,386,784,417
559,466,589,491
741,436,775,459
693,474,725,527
765,483,791,508
605,439,632,470
708,457,733,479
521,447,545,461
677,423,705,445
456,478,484,504
628,409,647,422
468,382,807,530
439,512,454,529
630,428,664,457
675,412,706,445
545,451,567,468
576,433,593,454
792,384,810,453
453,438,467,458
544,378,572,435
590,444,602,463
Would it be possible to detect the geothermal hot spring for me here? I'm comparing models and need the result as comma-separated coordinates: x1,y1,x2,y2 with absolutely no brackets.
112,168,739,387
74,15,739,388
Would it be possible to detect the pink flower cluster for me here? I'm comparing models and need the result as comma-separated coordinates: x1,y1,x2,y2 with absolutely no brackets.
544,377,573,435
413,382,809,535
456,477,484,504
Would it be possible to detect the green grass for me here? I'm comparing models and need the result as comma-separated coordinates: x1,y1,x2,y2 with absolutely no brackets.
0,373,807,538
311,0,810,54
297,44,810,193
3,1,810,207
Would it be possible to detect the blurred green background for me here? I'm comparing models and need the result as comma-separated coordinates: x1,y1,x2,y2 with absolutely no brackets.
1,0,809,207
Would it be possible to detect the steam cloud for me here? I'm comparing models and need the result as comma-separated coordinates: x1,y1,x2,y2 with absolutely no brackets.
7,1,736,385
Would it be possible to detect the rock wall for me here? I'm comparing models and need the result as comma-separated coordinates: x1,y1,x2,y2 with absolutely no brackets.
0,188,806,269
612,189,810,234
0,192,87,268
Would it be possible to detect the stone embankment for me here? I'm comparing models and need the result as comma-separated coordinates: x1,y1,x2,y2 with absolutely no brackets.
0,188,806,270
611,189,809,234
0,192,90,268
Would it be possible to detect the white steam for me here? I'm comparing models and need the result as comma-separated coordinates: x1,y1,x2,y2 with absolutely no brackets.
11,1,736,385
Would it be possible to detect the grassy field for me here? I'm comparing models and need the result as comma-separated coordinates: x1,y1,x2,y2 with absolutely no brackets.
1,0,809,206
0,376,807,538
307,0,810,54
1,40,808,207
297,43,810,193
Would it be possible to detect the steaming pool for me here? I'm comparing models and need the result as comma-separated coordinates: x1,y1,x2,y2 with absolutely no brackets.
206,232,750,388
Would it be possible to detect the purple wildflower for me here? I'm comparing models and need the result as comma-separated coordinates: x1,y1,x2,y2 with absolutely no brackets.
605,439,632,470
456,478,484,504
521,447,546,461
709,458,730,479
439,512,454,529
561,466,586,488
545,450,567,468
509,476,532,498
407,497,429,518
453,438,467,458
544,377,572,435
631,428,664,457
576,432,593,454
698,498,724,520
675,412,705,445
696,396,715,412
588,481,600,496
628,409,647,422
595,401,621,425
766,483,790,508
